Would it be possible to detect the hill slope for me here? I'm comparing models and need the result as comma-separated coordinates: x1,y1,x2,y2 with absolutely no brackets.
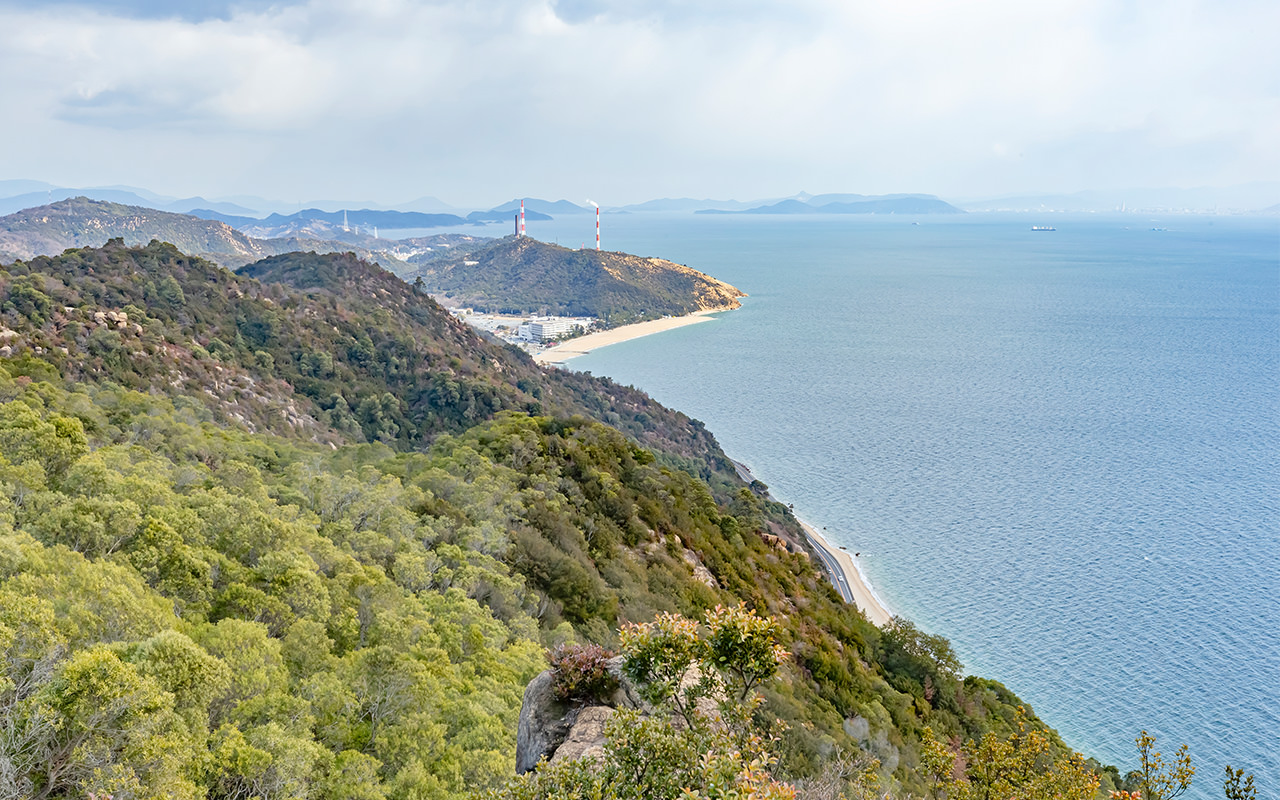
0,197,411,271
0,242,732,474
0,242,1118,799
410,236,746,325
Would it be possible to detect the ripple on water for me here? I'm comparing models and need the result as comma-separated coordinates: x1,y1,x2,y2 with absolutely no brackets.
574,215,1280,797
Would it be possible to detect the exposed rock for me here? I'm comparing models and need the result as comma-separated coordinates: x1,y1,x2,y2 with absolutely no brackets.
515,670,576,774
681,547,720,588
759,533,788,551
548,706,614,766
516,654,721,774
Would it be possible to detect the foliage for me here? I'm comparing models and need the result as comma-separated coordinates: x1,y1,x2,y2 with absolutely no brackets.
920,711,1099,800
1222,766,1256,800
548,643,618,704
488,608,792,800
0,241,735,475
409,236,744,326
1117,731,1195,800
0,241,1123,798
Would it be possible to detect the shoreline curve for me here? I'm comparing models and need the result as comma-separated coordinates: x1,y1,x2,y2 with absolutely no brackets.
797,517,893,627
533,310,719,365
731,461,893,627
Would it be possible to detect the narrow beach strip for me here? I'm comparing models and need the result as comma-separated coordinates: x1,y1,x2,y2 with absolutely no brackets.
533,310,718,365
797,518,893,627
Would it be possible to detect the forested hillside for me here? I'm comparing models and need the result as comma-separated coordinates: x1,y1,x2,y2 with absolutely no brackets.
409,236,746,325
0,241,1123,799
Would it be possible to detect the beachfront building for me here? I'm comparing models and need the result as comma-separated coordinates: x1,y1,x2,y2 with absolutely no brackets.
520,318,579,342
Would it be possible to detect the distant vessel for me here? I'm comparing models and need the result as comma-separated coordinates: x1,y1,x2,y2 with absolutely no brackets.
1031,225,1056,231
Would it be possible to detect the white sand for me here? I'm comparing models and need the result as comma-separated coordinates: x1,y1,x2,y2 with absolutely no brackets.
798,519,893,626
533,311,718,365
535,311,892,626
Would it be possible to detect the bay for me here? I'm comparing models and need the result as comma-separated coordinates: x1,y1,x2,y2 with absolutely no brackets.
557,212,1279,796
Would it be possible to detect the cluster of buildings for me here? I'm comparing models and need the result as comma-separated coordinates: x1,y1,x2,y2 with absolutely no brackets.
449,309,596,350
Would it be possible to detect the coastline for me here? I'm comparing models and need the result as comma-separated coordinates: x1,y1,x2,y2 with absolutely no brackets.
537,312,894,628
797,518,893,627
533,310,719,365
731,460,893,627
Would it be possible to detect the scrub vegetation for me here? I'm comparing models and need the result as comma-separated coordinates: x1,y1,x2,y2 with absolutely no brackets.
0,241,1247,799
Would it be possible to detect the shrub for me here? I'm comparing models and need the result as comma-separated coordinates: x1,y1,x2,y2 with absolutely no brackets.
548,643,619,704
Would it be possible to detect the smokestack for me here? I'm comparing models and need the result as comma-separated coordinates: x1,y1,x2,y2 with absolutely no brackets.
586,199,600,250
519,199,526,237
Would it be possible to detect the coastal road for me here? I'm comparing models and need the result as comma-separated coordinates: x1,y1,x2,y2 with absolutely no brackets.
730,460,855,605
805,529,855,604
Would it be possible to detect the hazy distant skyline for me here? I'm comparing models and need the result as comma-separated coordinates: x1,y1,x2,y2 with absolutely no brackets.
1,0,1276,208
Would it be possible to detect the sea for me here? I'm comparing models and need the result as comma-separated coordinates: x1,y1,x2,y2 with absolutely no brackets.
450,211,1280,794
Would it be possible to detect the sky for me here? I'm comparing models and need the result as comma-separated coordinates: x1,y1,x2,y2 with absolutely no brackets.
0,0,1276,209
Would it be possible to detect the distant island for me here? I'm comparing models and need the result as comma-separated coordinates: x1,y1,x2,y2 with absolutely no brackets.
697,193,963,215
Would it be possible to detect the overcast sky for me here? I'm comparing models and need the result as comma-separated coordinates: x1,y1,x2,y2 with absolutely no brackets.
1,0,1276,208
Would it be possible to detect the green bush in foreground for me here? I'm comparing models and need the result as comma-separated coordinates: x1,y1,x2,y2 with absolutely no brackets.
486,605,797,800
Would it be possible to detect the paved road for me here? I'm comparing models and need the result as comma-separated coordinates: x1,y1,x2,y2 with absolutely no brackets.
801,526,854,604
731,460,854,604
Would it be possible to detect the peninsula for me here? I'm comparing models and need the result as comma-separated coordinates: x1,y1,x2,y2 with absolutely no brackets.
411,235,745,326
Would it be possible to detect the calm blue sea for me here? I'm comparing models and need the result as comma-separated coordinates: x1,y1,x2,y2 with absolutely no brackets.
520,212,1279,795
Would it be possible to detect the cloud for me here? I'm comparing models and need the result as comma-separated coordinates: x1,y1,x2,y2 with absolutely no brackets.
0,0,1275,205
0,0,283,23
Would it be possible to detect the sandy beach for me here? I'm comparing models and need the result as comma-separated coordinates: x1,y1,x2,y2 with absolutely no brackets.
797,519,893,626
537,314,891,625
533,311,718,365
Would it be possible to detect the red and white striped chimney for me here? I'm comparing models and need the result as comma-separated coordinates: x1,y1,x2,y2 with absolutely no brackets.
519,199,525,237
595,205,600,250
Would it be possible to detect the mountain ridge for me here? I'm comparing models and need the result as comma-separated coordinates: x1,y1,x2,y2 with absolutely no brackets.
0,197,413,272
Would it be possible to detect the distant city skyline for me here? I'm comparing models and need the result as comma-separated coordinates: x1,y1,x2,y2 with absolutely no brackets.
1,0,1276,208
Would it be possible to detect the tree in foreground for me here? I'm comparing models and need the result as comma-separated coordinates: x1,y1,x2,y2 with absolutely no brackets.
482,604,797,800
1111,731,1195,800
1222,765,1256,800
919,709,1099,800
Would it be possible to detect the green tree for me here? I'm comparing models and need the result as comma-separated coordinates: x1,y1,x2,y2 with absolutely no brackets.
1222,766,1256,800
1123,731,1195,800
919,710,1098,800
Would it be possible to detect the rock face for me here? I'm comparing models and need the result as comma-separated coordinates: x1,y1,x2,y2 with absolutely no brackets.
515,669,578,774
516,655,651,773
548,706,615,766
515,654,718,774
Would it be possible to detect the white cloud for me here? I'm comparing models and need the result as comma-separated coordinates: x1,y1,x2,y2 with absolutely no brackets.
0,0,1275,205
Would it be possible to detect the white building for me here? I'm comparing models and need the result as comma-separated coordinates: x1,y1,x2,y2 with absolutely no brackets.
520,318,579,342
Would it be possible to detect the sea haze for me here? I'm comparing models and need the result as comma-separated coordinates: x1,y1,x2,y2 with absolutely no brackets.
564,212,1279,797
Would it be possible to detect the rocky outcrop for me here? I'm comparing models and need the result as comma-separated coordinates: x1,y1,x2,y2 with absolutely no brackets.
515,654,719,774
516,656,643,773
515,669,578,774
548,706,614,766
